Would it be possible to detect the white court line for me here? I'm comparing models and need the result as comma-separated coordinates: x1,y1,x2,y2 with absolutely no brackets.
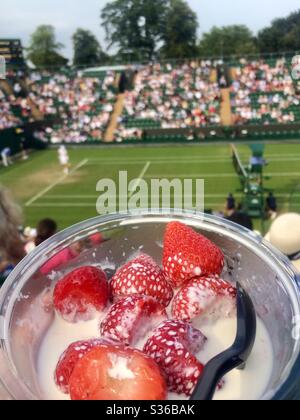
28,202,229,208
145,172,300,178
87,153,300,161
86,156,300,165
30,201,300,208
44,193,300,199
87,159,231,165
128,161,151,198
25,159,89,207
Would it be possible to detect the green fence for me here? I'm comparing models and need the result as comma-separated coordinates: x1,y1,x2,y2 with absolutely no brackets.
118,123,300,144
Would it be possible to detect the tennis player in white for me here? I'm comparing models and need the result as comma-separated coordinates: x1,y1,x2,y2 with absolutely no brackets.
58,145,70,174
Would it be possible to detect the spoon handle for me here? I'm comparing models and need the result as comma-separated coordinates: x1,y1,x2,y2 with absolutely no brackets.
190,349,243,401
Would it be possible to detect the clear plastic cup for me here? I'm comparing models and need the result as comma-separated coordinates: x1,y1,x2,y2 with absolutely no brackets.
0,210,300,400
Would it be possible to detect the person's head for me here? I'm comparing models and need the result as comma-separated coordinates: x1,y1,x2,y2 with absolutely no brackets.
0,186,25,264
265,213,300,272
266,213,300,255
35,219,58,247
227,210,253,231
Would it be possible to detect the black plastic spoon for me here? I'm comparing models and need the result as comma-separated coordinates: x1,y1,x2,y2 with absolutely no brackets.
190,282,257,401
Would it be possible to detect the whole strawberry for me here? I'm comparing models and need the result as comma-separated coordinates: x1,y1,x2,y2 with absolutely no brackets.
110,254,173,307
53,266,109,323
163,222,224,287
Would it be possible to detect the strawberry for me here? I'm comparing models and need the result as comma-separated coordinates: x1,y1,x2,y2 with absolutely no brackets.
100,295,167,346
143,320,207,396
53,266,109,323
163,222,225,287
55,339,108,394
172,276,237,322
110,254,173,307
69,344,167,400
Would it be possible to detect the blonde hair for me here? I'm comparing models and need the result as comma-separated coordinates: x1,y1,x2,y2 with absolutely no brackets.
0,186,25,263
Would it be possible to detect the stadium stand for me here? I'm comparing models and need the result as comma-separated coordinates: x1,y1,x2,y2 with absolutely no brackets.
25,70,117,143
230,57,300,125
1,56,300,145
0,87,22,130
117,61,222,140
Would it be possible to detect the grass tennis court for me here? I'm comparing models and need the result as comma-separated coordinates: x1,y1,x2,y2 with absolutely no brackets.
1,142,300,231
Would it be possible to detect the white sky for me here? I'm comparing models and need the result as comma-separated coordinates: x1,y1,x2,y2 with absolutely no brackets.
0,0,299,59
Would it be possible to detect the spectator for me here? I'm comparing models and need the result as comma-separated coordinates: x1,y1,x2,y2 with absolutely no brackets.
25,218,58,254
226,203,253,231
0,186,25,284
266,192,278,220
265,213,300,272
35,219,58,247
226,193,236,214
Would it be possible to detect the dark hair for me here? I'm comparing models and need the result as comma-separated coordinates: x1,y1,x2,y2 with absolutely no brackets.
35,219,57,247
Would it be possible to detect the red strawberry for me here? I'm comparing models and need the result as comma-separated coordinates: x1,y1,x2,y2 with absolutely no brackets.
172,276,237,322
144,320,207,396
55,339,108,394
163,222,225,287
69,344,167,400
100,295,167,346
54,266,109,323
110,254,173,307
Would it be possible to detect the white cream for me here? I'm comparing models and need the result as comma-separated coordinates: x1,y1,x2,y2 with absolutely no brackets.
38,312,273,401
197,317,273,401
108,354,135,380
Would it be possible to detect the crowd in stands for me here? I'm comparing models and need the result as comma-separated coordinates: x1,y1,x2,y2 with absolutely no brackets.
117,61,222,140
0,88,22,130
26,71,116,143
2,57,300,143
231,58,300,125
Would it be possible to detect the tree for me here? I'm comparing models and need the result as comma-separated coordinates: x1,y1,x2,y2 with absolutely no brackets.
258,11,300,53
27,25,68,68
198,25,258,57
73,29,108,66
161,0,198,59
101,0,169,61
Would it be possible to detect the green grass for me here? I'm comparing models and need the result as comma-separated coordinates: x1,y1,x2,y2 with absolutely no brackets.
1,142,300,232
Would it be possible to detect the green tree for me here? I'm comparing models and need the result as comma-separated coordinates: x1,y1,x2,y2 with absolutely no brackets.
162,0,198,59
73,29,108,66
27,25,68,68
198,25,258,57
258,11,300,53
101,0,169,61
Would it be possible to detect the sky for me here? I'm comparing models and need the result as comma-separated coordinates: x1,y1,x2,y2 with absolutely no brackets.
0,0,300,59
